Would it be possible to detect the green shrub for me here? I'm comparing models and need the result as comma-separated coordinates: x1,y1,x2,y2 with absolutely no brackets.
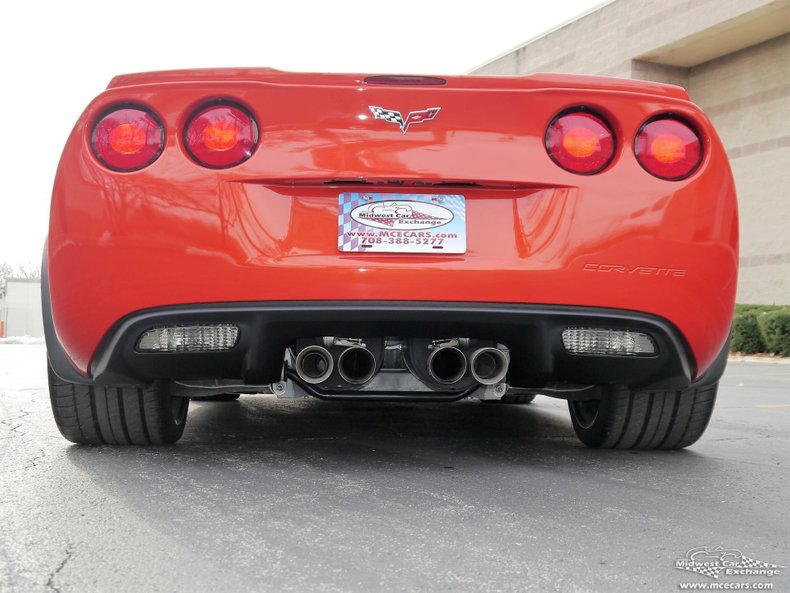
734,304,789,316
734,304,760,316
731,313,766,354
757,311,790,356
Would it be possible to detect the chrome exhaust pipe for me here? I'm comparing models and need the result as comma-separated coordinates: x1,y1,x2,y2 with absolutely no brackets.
295,345,333,384
470,347,509,385
337,346,377,385
427,346,468,385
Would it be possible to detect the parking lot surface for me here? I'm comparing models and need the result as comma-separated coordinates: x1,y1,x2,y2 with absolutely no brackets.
1,344,788,592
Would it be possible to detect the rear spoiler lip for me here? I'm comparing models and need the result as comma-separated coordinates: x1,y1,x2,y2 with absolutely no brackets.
107,68,690,101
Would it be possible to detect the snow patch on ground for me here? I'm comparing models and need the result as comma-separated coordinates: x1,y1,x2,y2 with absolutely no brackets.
0,336,45,345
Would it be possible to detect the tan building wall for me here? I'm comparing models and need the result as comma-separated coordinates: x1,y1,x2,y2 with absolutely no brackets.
472,0,790,304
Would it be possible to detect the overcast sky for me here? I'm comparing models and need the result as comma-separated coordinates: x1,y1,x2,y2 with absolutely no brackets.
0,0,605,267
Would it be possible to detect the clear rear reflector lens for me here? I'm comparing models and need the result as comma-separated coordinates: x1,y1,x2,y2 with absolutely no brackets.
562,328,656,357
137,324,239,352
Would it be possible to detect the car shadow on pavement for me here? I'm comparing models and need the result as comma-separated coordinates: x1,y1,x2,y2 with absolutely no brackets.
62,395,710,475
185,395,579,448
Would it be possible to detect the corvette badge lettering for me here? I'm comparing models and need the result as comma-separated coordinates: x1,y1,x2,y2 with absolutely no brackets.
583,262,687,277
369,105,440,134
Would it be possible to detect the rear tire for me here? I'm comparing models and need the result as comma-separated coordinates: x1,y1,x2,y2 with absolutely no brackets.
568,383,717,450
47,363,188,445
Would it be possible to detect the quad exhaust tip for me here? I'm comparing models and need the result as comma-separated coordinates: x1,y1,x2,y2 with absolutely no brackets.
470,347,509,385
295,345,334,384
427,346,468,385
338,346,377,385
296,340,508,388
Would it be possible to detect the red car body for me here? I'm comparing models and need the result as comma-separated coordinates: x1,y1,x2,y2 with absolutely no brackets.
44,68,738,448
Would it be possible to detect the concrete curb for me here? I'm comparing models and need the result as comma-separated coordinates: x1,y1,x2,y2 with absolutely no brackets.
728,355,790,364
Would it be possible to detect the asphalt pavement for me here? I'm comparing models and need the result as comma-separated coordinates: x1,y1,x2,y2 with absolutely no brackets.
1,344,788,593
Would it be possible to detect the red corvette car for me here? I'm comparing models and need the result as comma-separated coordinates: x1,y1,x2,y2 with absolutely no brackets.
44,68,738,448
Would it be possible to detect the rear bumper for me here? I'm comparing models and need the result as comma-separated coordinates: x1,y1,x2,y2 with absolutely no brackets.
48,301,705,391
47,179,737,380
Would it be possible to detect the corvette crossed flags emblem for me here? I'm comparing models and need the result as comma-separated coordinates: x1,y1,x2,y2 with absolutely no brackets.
369,105,441,134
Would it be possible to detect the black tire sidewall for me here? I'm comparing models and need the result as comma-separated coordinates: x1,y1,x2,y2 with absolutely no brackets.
567,385,627,448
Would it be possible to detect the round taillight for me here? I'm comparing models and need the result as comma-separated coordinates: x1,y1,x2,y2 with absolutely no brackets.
184,103,258,168
546,111,615,175
635,117,702,180
91,106,164,171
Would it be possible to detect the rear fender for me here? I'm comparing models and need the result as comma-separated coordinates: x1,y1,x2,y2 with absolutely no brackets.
42,244,92,385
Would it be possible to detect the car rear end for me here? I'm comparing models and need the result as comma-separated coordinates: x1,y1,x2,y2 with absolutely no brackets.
45,68,738,448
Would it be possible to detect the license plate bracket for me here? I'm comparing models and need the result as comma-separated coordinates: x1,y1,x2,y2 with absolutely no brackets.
337,192,466,254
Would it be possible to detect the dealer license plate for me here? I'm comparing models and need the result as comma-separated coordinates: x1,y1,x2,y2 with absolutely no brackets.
338,193,466,254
